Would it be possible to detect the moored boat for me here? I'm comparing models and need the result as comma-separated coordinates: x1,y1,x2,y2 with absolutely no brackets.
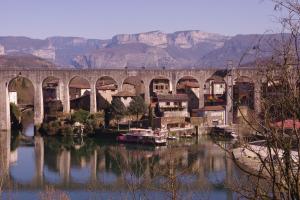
117,128,167,145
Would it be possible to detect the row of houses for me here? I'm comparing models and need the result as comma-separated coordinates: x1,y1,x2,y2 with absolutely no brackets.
10,76,228,128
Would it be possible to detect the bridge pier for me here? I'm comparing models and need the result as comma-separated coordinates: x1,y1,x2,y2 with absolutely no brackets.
34,82,44,127
254,82,262,115
198,80,205,109
226,77,233,125
61,80,70,114
0,81,10,131
90,81,97,113
143,79,151,104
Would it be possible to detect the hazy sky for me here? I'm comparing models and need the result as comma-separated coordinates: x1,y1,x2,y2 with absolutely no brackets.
0,0,280,39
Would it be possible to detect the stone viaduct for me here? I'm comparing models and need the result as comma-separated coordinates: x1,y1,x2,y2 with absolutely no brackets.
0,68,262,131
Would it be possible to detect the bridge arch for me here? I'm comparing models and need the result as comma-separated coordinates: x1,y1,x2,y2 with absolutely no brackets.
121,76,145,98
95,76,118,110
8,76,36,133
176,76,200,112
233,76,255,123
204,74,227,107
69,76,91,112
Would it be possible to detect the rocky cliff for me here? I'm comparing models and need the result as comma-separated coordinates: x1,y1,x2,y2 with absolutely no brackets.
0,31,278,69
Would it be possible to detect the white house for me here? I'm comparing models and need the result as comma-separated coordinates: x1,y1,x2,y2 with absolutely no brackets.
112,91,136,107
156,94,189,118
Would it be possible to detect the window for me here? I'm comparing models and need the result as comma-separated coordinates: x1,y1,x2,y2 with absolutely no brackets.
166,102,170,106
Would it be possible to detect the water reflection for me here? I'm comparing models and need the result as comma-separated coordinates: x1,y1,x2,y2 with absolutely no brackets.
1,129,237,200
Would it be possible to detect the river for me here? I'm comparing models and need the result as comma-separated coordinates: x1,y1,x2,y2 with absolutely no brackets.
0,123,242,200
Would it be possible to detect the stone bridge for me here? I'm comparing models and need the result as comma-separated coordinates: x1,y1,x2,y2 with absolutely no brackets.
0,68,262,131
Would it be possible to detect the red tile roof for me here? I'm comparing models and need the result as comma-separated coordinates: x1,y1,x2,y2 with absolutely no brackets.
272,119,300,129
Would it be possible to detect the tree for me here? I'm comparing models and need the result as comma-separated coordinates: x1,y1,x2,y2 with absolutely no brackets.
225,1,300,199
110,98,126,131
128,96,147,121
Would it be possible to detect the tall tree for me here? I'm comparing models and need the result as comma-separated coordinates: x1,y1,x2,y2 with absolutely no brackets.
110,98,126,131
225,1,300,199
128,96,147,121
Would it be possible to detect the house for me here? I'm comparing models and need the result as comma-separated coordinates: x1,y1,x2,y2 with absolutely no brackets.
9,90,17,105
176,78,200,112
192,105,226,127
204,75,226,106
97,84,118,103
151,78,170,96
112,91,136,107
153,94,189,129
155,94,189,117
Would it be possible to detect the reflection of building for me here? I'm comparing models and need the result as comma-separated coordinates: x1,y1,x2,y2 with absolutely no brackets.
9,90,18,104
112,91,136,107
192,105,225,126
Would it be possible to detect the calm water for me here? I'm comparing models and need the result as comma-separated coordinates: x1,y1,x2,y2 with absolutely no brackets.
0,124,241,200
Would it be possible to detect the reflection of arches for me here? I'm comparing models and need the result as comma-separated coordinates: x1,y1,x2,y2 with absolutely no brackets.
121,76,145,98
69,77,91,111
149,76,171,97
96,76,118,110
176,76,200,112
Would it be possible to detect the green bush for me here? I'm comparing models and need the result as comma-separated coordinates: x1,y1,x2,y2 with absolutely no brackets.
71,109,90,123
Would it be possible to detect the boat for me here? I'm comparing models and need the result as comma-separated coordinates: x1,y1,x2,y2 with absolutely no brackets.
167,136,178,140
117,128,167,145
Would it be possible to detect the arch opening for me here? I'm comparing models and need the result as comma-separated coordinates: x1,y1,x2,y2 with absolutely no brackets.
204,75,227,107
69,76,91,112
116,76,145,107
233,76,255,124
42,77,63,122
176,76,200,113
8,76,34,136
96,76,118,111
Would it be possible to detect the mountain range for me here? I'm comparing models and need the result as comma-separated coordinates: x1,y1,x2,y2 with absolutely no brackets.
0,30,278,69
